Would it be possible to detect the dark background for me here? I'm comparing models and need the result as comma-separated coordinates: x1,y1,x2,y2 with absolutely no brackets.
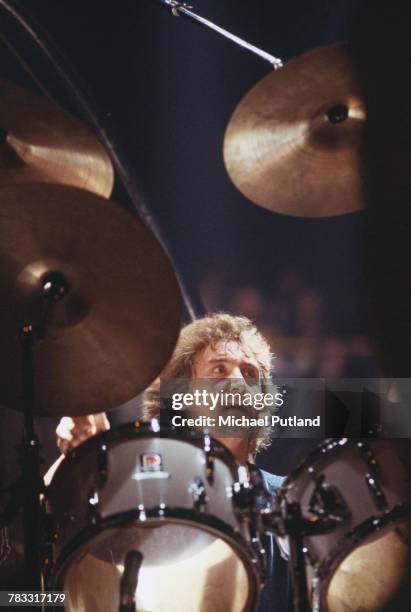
22,0,377,469
22,0,378,378
0,0,382,484
3,0,411,475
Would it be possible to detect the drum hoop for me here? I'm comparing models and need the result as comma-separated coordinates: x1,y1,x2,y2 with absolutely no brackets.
48,421,242,492
49,506,262,612
313,501,411,608
280,438,349,490
281,439,411,491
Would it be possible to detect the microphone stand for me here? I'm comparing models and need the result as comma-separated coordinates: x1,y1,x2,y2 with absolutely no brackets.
155,0,283,69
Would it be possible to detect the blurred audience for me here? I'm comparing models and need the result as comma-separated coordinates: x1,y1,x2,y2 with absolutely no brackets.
199,269,378,377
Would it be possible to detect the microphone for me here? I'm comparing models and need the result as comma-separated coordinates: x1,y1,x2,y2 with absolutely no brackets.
119,550,143,612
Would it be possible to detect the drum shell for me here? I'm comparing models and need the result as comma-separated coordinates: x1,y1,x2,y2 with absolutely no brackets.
278,439,411,611
46,424,262,612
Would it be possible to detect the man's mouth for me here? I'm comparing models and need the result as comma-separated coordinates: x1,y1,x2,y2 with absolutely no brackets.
222,404,252,417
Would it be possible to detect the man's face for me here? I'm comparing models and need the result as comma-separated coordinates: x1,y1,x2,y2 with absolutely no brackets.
189,340,263,460
192,340,260,384
189,340,262,415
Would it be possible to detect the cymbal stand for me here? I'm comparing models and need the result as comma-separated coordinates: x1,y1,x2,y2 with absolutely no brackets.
119,550,144,612
281,500,342,612
263,499,340,612
154,0,283,69
19,272,69,599
20,322,43,597
283,502,312,612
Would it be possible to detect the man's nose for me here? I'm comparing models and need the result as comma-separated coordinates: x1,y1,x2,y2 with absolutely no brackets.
226,369,247,391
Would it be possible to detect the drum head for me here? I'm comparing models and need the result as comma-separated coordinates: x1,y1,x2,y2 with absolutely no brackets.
59,519,252,612
326,517,411,612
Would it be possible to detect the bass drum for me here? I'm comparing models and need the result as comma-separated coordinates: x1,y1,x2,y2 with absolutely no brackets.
46,422,264,612
278,438,411,612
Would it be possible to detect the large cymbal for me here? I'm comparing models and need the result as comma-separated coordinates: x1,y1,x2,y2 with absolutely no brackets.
0,80,114,197
0,184,181,416
223,43,366,217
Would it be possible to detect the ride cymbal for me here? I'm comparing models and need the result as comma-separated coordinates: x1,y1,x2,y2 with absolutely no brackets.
0,184,181,416
223,43,366,217
0,80,114,197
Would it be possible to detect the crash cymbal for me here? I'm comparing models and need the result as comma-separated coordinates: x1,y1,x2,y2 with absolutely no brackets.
223,43,366,217
0,80,114,197
0,184,181,416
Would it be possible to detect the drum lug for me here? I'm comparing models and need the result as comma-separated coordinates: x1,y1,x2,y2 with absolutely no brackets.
189,478,208,512
88,487,101,524
203,435,214,485
357,442,388,511
364,473,388,511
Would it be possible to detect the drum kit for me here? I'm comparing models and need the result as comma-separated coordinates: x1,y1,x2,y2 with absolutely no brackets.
0,2,410,612
43,427,411,612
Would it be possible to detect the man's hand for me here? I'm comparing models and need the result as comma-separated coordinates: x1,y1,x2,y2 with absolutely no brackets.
56,413,110,455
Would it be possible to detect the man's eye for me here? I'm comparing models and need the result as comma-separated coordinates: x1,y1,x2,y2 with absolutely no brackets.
212,365,225,374
243,369,258,380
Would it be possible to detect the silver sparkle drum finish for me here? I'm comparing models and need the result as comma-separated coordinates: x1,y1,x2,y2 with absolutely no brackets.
278,438,411,612
46,422,265,612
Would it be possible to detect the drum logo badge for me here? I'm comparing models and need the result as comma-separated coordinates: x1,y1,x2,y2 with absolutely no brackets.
140,453,163,472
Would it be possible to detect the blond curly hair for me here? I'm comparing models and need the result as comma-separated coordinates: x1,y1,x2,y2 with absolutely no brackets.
143,313,275,456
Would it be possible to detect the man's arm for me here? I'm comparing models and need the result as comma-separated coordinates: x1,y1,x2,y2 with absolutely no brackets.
43,413,110,488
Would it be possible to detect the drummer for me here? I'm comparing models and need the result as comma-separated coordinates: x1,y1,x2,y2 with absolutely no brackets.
54,313,292,612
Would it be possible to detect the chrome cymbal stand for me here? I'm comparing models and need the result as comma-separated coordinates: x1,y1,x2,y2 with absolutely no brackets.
19,272,69,600
154,0,283,69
